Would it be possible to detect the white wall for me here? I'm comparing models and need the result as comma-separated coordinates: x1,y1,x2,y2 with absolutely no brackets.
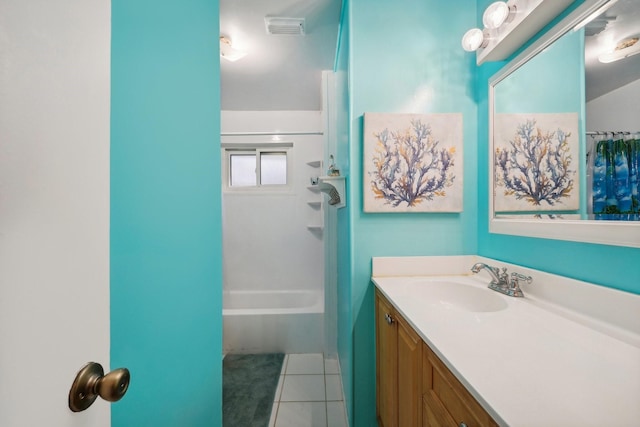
586,78,640,131
221,111,325,294
0,1,110,426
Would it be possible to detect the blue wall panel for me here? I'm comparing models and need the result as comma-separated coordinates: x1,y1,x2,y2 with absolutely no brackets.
111,1,222,425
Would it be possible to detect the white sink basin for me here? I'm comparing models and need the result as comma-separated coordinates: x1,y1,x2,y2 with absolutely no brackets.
403,280,508,313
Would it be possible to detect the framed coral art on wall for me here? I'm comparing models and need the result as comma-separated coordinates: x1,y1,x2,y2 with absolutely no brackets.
363,113,463,213
493,112,579,212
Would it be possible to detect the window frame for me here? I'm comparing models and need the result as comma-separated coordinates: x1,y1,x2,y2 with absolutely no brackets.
222,144,292,192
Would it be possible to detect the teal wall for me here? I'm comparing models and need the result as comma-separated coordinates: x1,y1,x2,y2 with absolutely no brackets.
110,1,222,426
343,1,478,425
340,1,640,426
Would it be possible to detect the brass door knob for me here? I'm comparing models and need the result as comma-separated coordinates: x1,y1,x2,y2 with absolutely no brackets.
69,362,130,412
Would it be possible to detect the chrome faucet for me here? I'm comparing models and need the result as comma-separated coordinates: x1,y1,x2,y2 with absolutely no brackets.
470,263,508,286
471,262,532,297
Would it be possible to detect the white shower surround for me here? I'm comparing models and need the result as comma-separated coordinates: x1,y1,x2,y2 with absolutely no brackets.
221,111,326,354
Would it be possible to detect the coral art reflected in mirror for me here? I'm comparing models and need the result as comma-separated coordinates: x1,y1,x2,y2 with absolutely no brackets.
363,113,463,213
494,113,579,213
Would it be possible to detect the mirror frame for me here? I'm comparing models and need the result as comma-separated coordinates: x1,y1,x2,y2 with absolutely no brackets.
488,0,640,248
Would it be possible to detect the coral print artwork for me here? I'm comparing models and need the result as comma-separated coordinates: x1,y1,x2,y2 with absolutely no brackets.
363,113,463,213
494,113,579,212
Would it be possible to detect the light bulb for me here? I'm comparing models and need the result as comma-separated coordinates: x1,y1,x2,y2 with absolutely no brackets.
461,28,487,52
483,2,512,29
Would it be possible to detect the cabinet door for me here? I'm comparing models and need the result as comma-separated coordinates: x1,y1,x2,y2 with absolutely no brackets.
397,313,423,427
422,342,498,427
423,396,455,427
376,292,398,427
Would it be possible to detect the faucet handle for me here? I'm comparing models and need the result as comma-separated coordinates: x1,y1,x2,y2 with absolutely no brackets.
507,272,532,297
511,272,532,285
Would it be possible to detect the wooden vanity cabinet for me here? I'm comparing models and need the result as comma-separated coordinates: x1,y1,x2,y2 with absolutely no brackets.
376,290,423,427
375,289,498,427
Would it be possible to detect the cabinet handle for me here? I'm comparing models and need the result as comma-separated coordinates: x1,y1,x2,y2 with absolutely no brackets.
385,313,394,325
459,423,468,427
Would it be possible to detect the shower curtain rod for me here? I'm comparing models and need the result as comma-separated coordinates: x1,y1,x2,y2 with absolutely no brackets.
221,131,324,136
586,130,638,136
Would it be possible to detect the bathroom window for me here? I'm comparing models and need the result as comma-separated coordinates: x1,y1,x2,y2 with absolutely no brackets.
258,152,287,185
229,153,258,187
225,146,290,190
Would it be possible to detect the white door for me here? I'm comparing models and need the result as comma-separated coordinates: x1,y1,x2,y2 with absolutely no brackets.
0,1,112,426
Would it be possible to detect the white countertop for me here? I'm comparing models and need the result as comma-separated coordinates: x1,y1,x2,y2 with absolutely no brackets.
372,256,640,427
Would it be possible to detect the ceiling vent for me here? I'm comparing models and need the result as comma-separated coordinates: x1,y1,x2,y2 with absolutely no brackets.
264,17,305,36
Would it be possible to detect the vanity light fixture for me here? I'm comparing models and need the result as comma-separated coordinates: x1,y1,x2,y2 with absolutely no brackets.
461,28,489,52
462,0,575,64
220,36,247,62
483,1,517,30
598,36,640,63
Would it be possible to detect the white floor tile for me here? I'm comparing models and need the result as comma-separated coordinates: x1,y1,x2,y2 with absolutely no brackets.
268,402,279,427
268,354,349,427
280,374,326,402
286,353,325,374
324,358,340,375
275,402,327,427
325,375,343,401
326,401,348,427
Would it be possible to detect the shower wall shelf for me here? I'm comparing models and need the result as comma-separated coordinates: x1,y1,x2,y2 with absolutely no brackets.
306,163,324,233
318,176,346,209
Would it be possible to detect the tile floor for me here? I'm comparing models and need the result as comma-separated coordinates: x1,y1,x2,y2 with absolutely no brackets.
268,353,349,427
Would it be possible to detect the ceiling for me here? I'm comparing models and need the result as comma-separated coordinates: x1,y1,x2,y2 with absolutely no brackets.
220,0,342,111
220,0,639,109
585,0,640,101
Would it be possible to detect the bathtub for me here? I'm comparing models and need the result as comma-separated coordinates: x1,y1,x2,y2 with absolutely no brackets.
223,290,324,354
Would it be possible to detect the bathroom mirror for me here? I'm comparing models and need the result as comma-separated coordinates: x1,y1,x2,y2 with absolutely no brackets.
489,0,640,248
